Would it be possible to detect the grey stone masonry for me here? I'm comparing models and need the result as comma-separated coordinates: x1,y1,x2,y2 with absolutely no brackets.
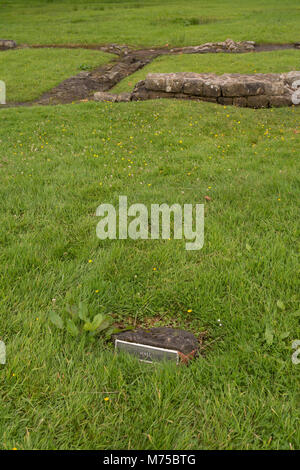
130,71,300,108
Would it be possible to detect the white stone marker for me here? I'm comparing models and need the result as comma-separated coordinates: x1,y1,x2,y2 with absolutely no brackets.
0,341,6,364
0,80,6,104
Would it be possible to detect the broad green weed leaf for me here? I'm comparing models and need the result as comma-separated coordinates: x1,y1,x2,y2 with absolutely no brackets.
97,318,112,332
49,311,64,329
265,325,274,345
78,302,89,322
83,321,94,332
91,314,105,330
277,300,285,311
66,319,79,337
280,331,290,340
66,303,78,318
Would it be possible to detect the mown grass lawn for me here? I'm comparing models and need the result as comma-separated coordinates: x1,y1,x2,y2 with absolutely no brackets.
113,49,300,93
0,98,299,450
1,0,300,47
0,48,113,103
0,0,300,452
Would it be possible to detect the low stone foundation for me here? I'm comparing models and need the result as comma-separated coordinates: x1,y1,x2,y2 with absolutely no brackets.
95,71,300,108
132,72,300,107
171,38,255,54
0,39,17,50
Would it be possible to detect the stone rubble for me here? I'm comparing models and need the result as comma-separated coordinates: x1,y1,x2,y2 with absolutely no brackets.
0,39,17,50
175,39,256,54
94,91,131,102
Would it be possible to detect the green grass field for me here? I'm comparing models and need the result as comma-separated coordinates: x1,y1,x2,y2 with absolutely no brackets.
1,0,300,46
0,48,113,103
0,0,299,451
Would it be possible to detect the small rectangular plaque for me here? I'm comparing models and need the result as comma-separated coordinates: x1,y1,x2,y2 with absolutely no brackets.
115,339,179,364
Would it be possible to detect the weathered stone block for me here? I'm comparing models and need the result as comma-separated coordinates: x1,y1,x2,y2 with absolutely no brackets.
247,95,269,108
199,97,218,103
202,82,221,97
94,92,118,102
269,95,292,107
222,81,265,97
218,97,233,105
145,73,167,91
165,76,184,93
233,97,247,107
116,92,132,102
131,81,148,100
263,82,285,96
173,93,191,100
183,78,204,95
